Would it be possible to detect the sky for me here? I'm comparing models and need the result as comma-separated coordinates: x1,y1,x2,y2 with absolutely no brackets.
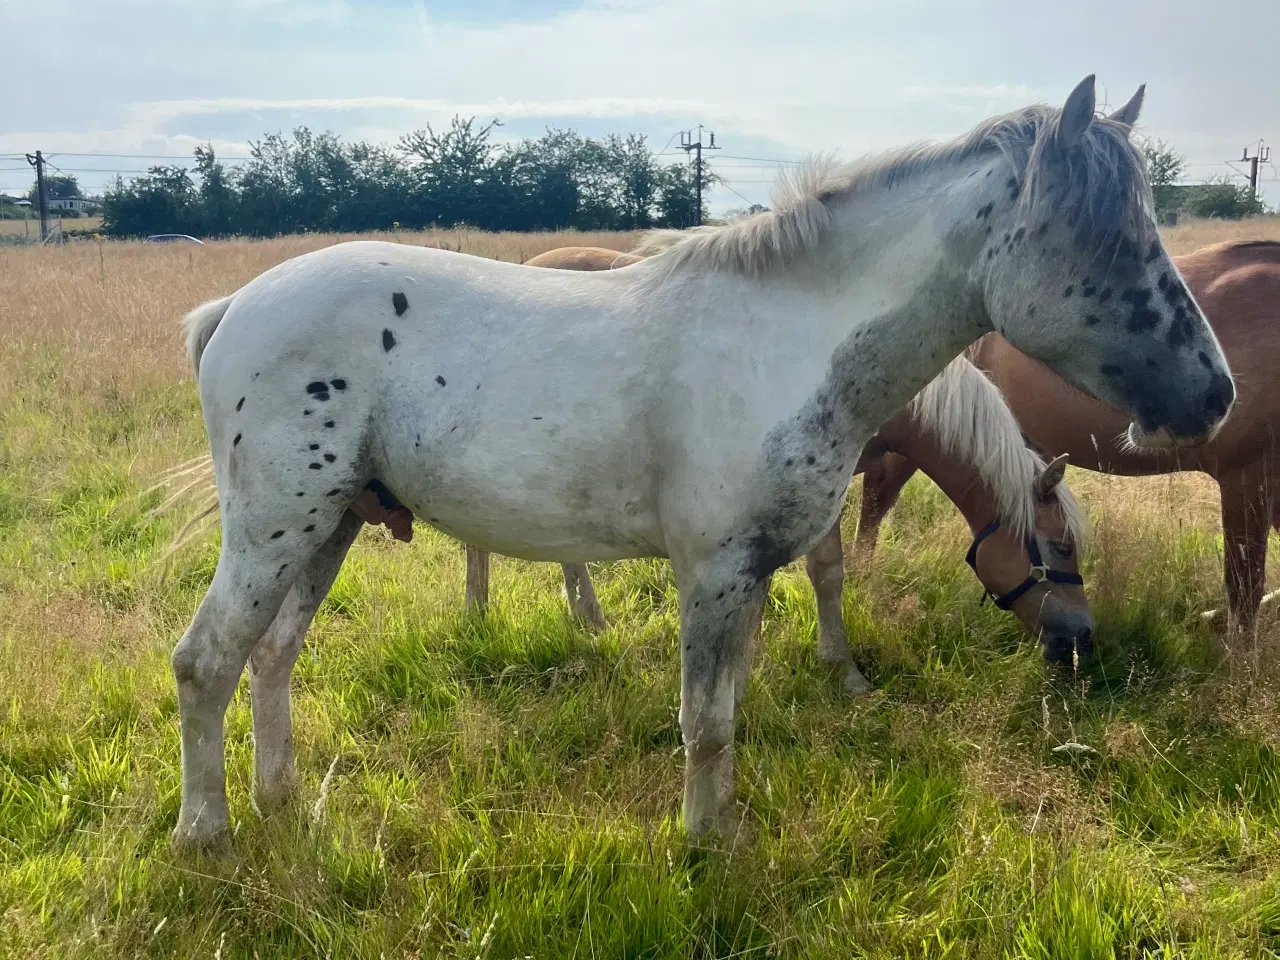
3,0,1277,215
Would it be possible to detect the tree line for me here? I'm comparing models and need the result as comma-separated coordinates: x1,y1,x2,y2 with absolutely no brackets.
100,118,711,238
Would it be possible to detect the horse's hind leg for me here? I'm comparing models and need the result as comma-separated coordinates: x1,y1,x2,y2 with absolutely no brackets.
562,563,607,629
805,518,872,695
465,545,491,614
249,512,363,809
171,551,298,851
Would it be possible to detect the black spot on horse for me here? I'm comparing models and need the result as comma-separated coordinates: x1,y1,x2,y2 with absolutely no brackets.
1084,314,1101,326
304,409,313,416
382,328,397,351
306,381,327,395
326,488,342,496
1081,283,1096,298
324,420,335,428
296,492,305,497
1098,288,1113,303
1167,309,1195,349
1063,286,1074,298
309,443,319,451
805,455,816,466
323,453,336,463
975,202,994,220
1198,351,1212,369
1157,273,1170,291
304,525,315,533
1144,242,1162,264
271,530,285,539
309,463,323,470
314,392,330,402
1035,223,1049,238
309,507,318,515
1013,227,1025,242
233,433,242,446
331,378,347,390
392,291,408,316
236,397,245,412
1101,364,1123,377
435,375,446,387
1002,232,1011,244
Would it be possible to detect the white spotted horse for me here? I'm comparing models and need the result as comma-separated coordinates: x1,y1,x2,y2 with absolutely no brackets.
170,76,1233,850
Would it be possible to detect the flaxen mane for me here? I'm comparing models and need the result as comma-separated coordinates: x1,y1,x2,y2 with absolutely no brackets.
643,104,1151,280
910,355,1086,545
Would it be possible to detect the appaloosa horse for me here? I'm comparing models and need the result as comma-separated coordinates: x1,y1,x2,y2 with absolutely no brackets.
171,76,1232,849
857,240,1277,634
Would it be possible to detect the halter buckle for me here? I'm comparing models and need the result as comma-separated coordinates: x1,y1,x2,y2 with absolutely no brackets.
1029,564,1049,583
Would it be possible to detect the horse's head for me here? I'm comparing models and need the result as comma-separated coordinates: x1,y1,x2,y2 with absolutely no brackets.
965,454,1092,665
981,76,1235,450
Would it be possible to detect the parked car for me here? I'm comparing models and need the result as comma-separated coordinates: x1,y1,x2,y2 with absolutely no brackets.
143,234,204,244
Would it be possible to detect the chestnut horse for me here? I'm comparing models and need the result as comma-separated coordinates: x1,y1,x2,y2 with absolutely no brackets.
857,240,1280,634
465,244,1091,685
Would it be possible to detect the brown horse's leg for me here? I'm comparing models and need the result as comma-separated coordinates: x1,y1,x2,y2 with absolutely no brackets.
1219,462,1272,638
805,519,872,695
853,452,919,560
465,545,491,615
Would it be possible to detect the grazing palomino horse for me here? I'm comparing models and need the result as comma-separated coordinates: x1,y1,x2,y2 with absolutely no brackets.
466,244,1091,680
170,76,1234,849
524,247,644,271
856,240,1279,635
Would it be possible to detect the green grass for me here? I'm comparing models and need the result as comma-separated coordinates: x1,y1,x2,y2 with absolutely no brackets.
4,360,1280,958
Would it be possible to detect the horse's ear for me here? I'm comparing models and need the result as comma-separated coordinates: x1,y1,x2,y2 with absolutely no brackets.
1057,75,1096,149
1035,454,1069,501
1106,84,1145,132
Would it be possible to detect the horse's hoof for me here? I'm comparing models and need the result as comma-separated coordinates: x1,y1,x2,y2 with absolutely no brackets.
843,666,874,697
577,607,608,631
170,824,233,859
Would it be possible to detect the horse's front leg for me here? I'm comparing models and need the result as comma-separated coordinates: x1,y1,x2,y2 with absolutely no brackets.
678,567,767,841
804,518,872,695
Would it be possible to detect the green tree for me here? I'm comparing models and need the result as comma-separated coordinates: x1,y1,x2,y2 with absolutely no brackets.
27,173,82,204
1138,138,1186,217
1185,177,1266,220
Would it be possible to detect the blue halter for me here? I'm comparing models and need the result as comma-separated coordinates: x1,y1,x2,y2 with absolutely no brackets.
964,518,1083,610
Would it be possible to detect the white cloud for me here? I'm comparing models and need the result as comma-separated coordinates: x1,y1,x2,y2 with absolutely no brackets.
2,0,1276,207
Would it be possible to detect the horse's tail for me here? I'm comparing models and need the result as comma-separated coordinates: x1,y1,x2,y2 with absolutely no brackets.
183,294,235,379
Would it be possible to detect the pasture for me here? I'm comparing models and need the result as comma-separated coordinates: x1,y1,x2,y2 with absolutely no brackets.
2,220,1280,958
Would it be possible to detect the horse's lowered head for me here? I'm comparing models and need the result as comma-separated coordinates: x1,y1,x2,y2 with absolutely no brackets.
980,75,1235,450
963,453,1092,665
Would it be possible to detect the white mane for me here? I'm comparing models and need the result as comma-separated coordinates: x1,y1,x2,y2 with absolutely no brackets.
640,103,1148,280
910,354,1086,545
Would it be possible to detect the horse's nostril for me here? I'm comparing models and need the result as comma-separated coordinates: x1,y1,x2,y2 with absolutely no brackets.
1205,373,1234,418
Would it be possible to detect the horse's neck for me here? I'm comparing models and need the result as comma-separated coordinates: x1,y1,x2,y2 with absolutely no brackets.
880,415,1000,536
806,160,1005,431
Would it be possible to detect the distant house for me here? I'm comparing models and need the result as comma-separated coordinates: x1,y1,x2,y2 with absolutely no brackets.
46,196,96,214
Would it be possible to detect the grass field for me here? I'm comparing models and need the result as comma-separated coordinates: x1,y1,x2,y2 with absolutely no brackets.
3,221,1280,959
0,216,103,238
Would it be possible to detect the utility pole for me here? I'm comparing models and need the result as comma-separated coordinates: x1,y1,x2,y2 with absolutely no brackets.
681,125,720,226
25,151,48,241
1241,141,1270,203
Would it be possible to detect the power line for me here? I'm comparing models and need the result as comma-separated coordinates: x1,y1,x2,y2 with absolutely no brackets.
46,152,250,161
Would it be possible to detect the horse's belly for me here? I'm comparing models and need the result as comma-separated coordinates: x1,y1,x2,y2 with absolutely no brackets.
375,413,666,563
